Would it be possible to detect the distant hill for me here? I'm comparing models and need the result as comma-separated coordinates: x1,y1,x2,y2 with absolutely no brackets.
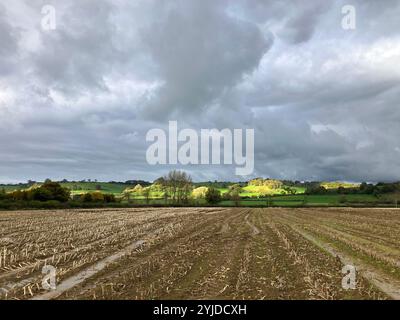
320,182,360,189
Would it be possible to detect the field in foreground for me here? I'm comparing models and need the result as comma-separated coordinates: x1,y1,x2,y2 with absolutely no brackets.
0,208,399,300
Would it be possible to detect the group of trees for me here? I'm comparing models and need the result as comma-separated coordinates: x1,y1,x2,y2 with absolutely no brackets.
305,182,400,196
205,187,222,204
80,192,116,203
122,184,153,204
1,180,117,204
159,170,193,204
0,188,8,200
360,182,399,195
157,174,242,205
6,180,71,202
248,178,283,189
221,184,241,205
123,171,241,205
123,170,194,205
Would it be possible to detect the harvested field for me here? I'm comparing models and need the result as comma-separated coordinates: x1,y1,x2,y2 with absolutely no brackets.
0,207,399,300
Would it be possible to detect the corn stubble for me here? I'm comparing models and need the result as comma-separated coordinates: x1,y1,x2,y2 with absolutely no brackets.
0,207,397,300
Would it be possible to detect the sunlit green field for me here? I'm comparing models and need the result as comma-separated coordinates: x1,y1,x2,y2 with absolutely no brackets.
62,182,129,195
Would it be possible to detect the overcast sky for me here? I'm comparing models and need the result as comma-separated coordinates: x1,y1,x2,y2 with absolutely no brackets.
0,0,400,183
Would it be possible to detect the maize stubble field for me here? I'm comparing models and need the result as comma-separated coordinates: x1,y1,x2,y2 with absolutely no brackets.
0,207,399,300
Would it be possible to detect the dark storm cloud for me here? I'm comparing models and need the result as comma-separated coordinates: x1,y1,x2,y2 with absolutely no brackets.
0,0,400,183
141,0,272,118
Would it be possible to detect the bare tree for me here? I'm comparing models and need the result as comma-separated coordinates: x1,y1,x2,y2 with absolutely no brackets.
161,170,193,204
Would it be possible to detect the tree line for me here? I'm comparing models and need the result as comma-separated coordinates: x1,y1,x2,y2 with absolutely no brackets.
305,182,400,195
0,180,117,209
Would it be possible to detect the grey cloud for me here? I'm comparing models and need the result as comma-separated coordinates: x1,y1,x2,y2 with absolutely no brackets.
0,6,20,75
30,1,118,95
276,0,331,44
141,0,272,119
0,0,400,183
